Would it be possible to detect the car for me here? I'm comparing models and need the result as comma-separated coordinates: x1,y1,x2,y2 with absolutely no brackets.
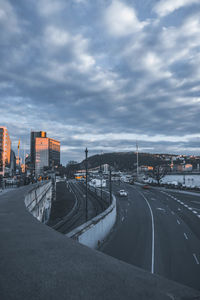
142,184,150,189
118,189,128,197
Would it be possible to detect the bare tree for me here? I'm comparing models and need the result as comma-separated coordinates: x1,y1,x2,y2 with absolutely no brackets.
149,165,168,185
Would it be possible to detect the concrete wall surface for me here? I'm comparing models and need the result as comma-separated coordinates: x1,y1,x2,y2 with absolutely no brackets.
0,186,200,300
24,181,52,223
67,194,116,249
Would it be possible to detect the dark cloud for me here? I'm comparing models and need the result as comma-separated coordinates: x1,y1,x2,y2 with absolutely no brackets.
0,0,200,163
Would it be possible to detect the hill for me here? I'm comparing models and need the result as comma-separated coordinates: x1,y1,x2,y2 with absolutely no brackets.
66,152,166,176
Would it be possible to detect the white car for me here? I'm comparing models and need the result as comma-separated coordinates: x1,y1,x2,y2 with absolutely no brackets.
118,189,128,197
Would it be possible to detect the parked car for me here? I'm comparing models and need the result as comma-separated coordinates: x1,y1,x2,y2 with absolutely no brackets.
118,189,128,197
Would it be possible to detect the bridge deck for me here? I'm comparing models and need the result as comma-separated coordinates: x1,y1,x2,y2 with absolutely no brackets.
0,186,199,300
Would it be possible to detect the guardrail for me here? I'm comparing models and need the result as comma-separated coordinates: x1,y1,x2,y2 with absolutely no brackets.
24,181,52,223
66,190,116,249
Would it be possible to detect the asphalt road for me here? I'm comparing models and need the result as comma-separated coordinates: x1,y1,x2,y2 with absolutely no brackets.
101,183,200,291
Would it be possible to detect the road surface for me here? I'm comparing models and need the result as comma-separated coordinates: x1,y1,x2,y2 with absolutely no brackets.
101,183,200,291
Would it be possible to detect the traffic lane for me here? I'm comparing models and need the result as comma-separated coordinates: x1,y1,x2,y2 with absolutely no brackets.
112,182,132,221
163,190,200,215
157,189,200,241
103,183,200,289
142,188,200,290
110,182,135,226
101,188,153,272
121,185,200,289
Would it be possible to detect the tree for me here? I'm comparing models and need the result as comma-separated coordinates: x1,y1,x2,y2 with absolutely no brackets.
148,165,168,185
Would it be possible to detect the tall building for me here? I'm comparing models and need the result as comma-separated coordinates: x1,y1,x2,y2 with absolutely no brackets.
0,127,11,176
34,136,60,177
30,131,46,172
35,137,49,176
49,138,60,168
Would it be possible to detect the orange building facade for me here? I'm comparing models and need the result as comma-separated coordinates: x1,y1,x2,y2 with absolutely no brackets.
35,137,60,176
0,126,11,176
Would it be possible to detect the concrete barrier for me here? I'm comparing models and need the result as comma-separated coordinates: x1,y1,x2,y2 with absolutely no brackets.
67,193,116,249
24,181,52,223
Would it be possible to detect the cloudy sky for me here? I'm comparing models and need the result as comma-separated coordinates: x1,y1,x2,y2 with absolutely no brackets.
1,0,200,164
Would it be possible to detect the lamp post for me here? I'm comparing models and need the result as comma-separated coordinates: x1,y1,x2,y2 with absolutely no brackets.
136,141,139,178
109,166,112,205
100,151,103,202
85,148,88,222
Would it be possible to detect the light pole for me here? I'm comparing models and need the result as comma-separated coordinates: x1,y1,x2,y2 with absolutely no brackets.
136,141,139,179
100,151,103,202
85,148,88,221
109,166,112,205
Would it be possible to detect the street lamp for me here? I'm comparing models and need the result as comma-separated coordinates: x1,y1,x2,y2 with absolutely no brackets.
100,151,103,202
109,166,112,205
85,148,88,221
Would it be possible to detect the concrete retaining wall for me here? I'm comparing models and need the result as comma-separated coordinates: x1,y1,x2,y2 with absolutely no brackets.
67,193,116,249
24,181,52,223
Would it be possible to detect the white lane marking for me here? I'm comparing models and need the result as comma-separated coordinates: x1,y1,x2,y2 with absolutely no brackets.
193,211,198,214
121,216,125,222
156,207,165,212
177,219,180,225
171,211,175,215
198,215,200,218
139,192,155,274
151,197,156,201
184,233,188,240
167,293,175,300
193,253,199,265
188,207,192,210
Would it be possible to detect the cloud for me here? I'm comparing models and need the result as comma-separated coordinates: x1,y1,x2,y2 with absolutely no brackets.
153,0,199,17
37,0,66,16
0,0,21,38
104,0,147,37
1,0,200,163
44,26,70,47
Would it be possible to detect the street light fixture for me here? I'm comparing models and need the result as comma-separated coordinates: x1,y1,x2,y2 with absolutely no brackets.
85,147,88,222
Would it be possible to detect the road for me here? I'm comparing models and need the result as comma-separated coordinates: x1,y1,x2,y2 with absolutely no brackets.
101,183,200,290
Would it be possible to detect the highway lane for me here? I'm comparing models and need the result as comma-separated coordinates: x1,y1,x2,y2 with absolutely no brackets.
101,183,200,290
144,187,200,289
101,183,154,272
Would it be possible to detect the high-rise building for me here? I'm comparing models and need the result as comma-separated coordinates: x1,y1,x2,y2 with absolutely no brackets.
49,138,60,168
35,137,49,176
34,136,60,176
0,126,11,176
30,131,46,172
